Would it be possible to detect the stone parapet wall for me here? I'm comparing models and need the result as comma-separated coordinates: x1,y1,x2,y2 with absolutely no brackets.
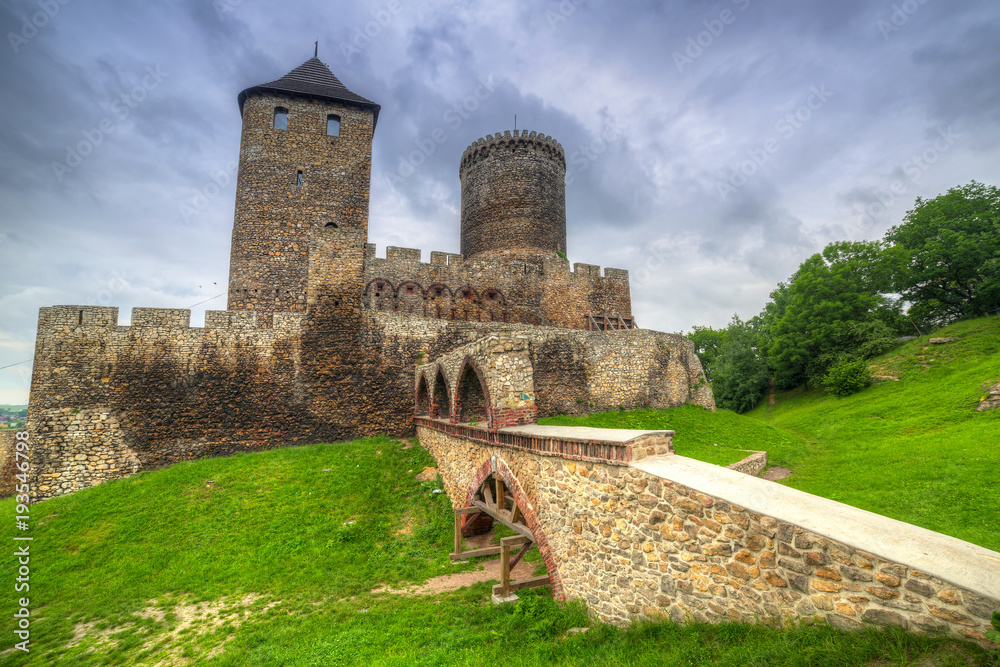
363,245,631,330
419,428,1000,647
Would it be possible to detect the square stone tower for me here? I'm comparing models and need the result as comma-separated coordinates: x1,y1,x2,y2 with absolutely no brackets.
227,57,380,316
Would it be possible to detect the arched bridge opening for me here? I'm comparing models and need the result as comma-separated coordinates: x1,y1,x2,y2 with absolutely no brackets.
449,458,560,600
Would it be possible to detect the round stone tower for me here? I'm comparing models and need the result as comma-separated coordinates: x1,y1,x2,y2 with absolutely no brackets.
459,130,567,261
227,56,380,315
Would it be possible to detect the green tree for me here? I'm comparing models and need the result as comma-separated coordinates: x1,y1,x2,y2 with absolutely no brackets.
711,315,770,413
685,325,728,380
768,241,904,386
885,181,1000,327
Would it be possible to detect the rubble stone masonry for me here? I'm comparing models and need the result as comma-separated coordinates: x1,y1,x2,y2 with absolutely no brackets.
419,427,1000,648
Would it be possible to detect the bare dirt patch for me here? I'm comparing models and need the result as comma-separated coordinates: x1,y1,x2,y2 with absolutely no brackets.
372,554,538,597
67,593,279,666
761,466,792,482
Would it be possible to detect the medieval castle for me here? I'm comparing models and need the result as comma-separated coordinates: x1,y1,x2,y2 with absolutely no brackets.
24,56,713,501
13,58,1000,644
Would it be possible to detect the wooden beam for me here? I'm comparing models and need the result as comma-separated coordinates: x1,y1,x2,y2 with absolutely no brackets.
454,510,462,556
471,500,534,540
483,482,495,511
508,541,533,570
511,503,522,524
492,575,550,596
449,546,502,561
500,541,511,597
454,506,482,515
495,478,505,512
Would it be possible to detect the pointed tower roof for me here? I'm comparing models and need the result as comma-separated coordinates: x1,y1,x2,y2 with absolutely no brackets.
238,57,380,126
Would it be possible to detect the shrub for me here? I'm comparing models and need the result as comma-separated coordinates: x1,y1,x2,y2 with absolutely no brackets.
822,357,872,397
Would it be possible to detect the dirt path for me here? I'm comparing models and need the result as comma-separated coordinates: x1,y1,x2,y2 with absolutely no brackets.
372,533,540,596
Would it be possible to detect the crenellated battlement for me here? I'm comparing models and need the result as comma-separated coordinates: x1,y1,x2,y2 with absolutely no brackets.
363,244,628,283
37,306,305,333
459,130,565,174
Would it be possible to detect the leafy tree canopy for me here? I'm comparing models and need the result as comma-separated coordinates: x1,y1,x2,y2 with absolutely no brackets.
767,240,905,386
885,181,1000,327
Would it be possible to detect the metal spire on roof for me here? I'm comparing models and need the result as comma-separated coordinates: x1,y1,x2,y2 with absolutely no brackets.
314,40,318,58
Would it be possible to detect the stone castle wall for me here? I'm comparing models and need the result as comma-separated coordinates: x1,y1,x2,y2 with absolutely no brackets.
227,93,375,316
25,284,704,499
362,244,632,330
421,428,1000,647
459,131,567,260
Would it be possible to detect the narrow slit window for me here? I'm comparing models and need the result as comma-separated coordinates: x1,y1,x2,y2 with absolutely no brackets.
296,170,303,187
273,107,288,130
326,114,340,136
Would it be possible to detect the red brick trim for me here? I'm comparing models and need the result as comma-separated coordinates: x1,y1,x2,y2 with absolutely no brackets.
463,457,565,601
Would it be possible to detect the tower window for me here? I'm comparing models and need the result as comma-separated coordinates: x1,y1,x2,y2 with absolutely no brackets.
273,107,288,130
296,170,303,187
326,114,341,136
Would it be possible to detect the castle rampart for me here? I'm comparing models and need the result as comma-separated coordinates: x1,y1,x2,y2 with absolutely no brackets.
361,244,632,329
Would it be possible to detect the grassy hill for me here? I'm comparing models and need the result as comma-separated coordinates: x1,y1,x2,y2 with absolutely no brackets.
750,315,1000,552
4,437,993,665
543,316,1000,553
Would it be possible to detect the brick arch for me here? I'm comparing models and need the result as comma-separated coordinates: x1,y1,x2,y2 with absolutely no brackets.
482,287,507,322
431,366,451,420
454,356,490,425
415,372,430,416
396,280,425,315
463,456,565,600
426,283,451,319
454,286,479,322
363,278,395,311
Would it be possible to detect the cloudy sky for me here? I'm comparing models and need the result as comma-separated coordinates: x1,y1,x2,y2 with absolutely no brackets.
0,0,998,403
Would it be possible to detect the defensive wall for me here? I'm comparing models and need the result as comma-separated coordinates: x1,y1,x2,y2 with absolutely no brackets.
363,244,632,330
24,300,710,501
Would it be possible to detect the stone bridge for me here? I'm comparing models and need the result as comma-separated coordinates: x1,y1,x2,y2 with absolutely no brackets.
415,333,1000,645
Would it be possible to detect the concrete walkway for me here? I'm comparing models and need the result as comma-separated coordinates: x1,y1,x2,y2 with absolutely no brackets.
500,424,673,444
633,454,1000,600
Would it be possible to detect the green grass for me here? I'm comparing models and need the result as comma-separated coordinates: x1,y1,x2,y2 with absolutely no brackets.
539,404,808,468
540,317,1000,553
3,437,994,665
749,316,1000,552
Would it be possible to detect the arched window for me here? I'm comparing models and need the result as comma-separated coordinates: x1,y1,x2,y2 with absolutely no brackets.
274,107,288,130
456,362,487,424
327,114,341,136
296,170,303,187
